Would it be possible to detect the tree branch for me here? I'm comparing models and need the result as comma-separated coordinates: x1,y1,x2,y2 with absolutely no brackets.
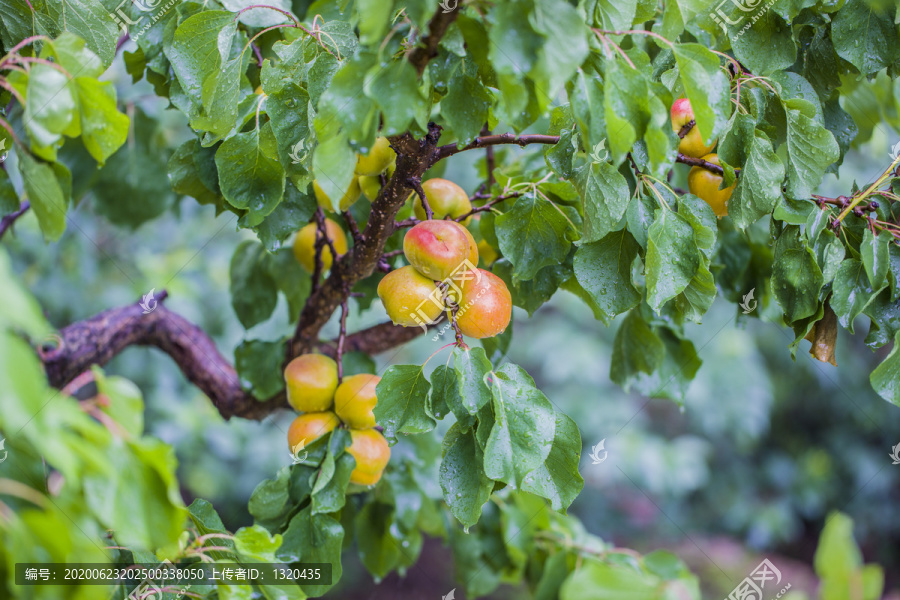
38,293,424,421
437,134,560,160
0,201,30,240
675,153,737,176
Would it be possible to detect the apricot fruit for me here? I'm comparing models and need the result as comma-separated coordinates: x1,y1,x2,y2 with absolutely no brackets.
287,411,340,452
293,218,348,273
671,98,716,159
334,374,381,429
377,265,445,328
345,428,391,486
687,154,734,218
313,178,361,212
455,268,512,339
411,178,472,222
403,220,474,281
284,354,339,412
355,137,396,176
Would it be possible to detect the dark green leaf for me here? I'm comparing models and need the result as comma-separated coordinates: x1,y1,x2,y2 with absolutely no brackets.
574,160,630,244
772,226,823,323
646,209,700,313
573,229,641,321
235,339,286,400
374,365,436,443
440,423,494,528
230,241,278,329
496,191,574,280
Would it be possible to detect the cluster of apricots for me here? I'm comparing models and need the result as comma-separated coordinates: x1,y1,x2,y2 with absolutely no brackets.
377,214,511,339
670,98,735,218
284,354,390,486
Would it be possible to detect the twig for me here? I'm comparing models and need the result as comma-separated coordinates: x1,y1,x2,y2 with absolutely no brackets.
482,124,495,190
408,177,433,220
395,217,420,229
407,6,460,75
437,133,560,160
454,192,522,221
336,300,348,384
342,210,364,246
676,153,737,176
381,249,404,260
0,201,30,240
677,120,695,139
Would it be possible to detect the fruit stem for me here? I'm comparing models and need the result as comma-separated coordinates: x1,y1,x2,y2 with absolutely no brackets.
408,177,434,220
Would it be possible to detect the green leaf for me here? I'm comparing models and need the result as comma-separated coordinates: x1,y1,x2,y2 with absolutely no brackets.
672,43,731,146
495,191,574,280
573,229,641,321
254,183,317,253
46,0,119,66
277,506,343,596
311,430,354,515
452,346,493,416
72,78,129,165
861,229,891,291
831,0,900,76
587,0,638,30
248,467,293,531
646,209,700,313
430,365,474,429
93,108,174,228
443,59,493,146
356,0,393,44
560,559,660,600
772,226,824,323
24,64,76,150
831,259,885,334
494,261,570,316
440,423,494,528
488,0,541,77
728,133,785,229
364,59,430,136
18,151,69,241
521,411,584,511
814,512,862,575
235,339,286,400
483,363,556,488
93,368,144,438
730,12,796,76
374,365,436,443
216,123,286,226
531,0,590,98
311,130,357,214
354,501,402,579
871,331,900,407
234,524,282,562
230,241,279,329
166,10,245,136
574,160,630,244
783,100,840,200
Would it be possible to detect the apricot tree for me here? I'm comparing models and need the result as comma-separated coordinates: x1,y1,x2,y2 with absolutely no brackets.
1,0,899,598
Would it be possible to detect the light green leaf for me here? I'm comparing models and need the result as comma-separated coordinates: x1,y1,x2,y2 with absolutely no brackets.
364,60,430,136
235,339,286,400
861,229,891,291
871,331,900,407
18,151,69,241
